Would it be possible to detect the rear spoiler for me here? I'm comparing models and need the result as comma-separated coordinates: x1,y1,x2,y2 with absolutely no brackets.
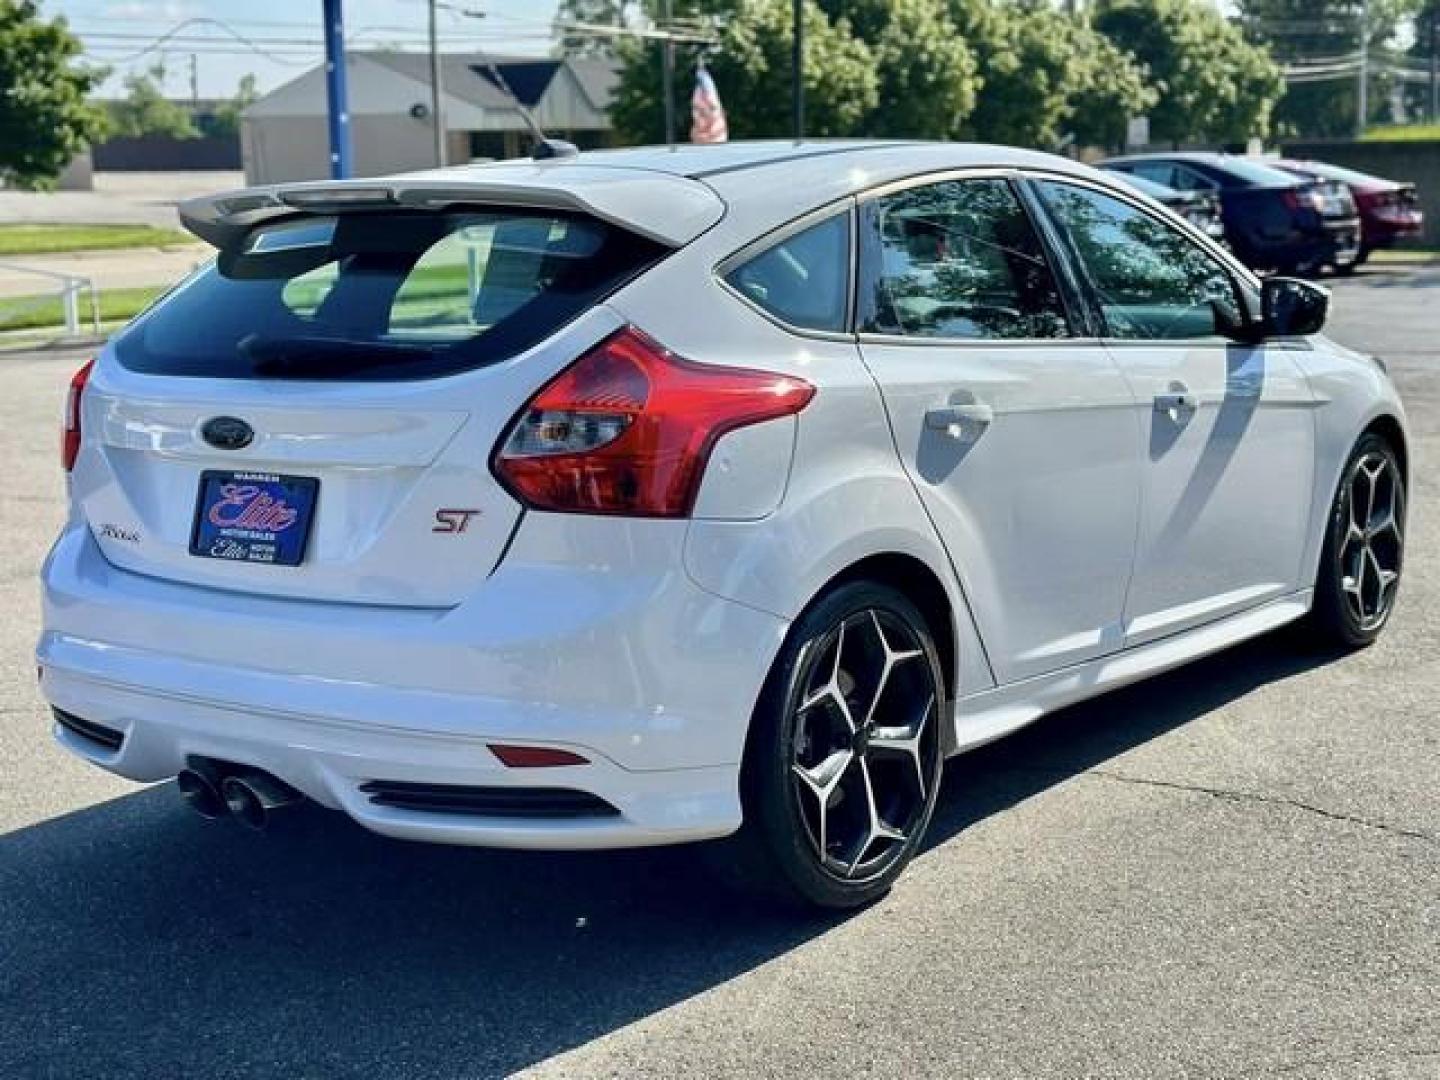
178,166,726,253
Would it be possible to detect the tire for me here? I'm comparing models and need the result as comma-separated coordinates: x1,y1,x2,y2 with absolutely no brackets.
1305,433,1406,648
725,580,947,910
1332,260,1359,277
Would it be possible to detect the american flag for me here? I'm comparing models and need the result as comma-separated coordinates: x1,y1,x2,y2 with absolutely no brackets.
690,63,728,144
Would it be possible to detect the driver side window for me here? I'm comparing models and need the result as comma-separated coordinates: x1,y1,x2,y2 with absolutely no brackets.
1036,180,1242,341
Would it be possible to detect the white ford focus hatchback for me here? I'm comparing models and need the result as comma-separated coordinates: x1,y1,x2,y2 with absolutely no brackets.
40,141,1407,908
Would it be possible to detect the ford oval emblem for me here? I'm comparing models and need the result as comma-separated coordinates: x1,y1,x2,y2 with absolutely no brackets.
201,416,254,451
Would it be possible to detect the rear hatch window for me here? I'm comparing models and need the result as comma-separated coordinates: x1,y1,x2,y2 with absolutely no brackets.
115,209,666,381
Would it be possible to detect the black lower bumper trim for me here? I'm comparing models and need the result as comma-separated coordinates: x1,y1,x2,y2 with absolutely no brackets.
53,707,124,751
359,781,619,819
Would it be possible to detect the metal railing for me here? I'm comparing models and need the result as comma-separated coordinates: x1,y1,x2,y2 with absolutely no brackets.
0,261,101,337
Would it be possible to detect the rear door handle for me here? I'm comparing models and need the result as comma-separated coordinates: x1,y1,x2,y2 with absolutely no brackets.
1154,387,1197,423
925,401,994,440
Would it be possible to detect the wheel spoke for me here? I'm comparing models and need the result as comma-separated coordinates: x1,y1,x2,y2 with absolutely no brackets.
846,755,905,877
870,692,935,800
792,748,854,866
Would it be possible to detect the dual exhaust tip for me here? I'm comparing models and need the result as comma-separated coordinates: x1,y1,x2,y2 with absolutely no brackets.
178,761,302,830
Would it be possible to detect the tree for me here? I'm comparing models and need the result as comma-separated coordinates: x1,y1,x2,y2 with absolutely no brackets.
108,63,200,140
0,0,107,190
610,0,878,142
821,0,979,139
1068,32,1158,151
1238,0,1421,137
207,74,258,140
1094,0,1284,145
945,0,1151,149
554,0,654,57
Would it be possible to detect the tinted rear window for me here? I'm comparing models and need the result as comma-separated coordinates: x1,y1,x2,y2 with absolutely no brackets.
114,210,666,380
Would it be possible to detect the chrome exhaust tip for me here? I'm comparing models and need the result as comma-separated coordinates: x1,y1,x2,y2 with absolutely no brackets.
177,764,226,820
220,771,303,831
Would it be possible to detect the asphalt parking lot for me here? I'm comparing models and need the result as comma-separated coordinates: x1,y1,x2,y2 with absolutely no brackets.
1,267,1437,1079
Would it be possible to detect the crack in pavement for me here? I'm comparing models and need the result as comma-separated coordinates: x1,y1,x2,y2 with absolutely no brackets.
1083,768,1440,847
1002,766,1439,847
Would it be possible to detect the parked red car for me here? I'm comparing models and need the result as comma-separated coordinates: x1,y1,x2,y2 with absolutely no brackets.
1276,160,1425,270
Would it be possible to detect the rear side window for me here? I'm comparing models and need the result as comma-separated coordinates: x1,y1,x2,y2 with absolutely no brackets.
858,178,1069,340
114,210,666,380
724,212,850,333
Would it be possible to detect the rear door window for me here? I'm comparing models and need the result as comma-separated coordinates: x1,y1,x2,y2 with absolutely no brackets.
114,210,666,380
858,177,1070,340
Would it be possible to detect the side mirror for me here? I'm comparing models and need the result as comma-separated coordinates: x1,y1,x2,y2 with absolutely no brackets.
1262,276,1329,337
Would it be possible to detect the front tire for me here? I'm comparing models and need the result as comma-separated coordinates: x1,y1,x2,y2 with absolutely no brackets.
1306,433,1406,648
730,581,946,910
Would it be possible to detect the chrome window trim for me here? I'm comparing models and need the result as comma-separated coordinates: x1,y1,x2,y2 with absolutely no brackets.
856,332,1106,349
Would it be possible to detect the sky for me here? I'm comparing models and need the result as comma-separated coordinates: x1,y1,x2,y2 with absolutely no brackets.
47,0,563,100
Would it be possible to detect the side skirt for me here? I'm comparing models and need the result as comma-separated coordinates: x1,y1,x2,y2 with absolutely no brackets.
949,590,1312,756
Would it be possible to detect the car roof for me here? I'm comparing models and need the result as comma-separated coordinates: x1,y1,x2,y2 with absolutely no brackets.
180,140,1117,254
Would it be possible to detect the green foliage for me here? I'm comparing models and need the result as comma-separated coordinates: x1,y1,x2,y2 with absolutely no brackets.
555,0,655,57
948,0,1154,149
824,0,978,139
0,0,108,191
608,0,1278,150
1363,122,1440,139
108,63,199,140
611,0,878,141
1094,0,1284,144
0,223,191,255
207,74,258,141
1237,0,1422,138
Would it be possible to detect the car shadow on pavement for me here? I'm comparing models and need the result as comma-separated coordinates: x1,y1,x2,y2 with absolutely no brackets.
0,630,1346,1079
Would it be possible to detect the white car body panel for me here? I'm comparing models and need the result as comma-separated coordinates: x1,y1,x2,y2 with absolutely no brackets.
36,141,1408,851
1109,338,1319,645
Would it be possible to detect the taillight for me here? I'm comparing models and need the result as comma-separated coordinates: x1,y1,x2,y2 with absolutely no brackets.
61,359,94,472
494,326,815,517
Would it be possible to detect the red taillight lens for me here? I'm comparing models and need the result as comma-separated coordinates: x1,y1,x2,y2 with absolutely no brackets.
494,326,815,517
61,359,94,472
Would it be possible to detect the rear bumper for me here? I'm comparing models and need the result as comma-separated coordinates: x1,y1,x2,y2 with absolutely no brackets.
37,519,789,848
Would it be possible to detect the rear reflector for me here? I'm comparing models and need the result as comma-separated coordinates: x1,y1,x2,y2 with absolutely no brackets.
62,358,94,473
493,326,814,517
488,743,590,768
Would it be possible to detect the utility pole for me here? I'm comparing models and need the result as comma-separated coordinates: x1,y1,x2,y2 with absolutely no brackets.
1357,0,1369,138
322,0,352,179
428,0,446,166
792,0,804,141
1431,18,1438,124
662,0,675,148
188,53,198,108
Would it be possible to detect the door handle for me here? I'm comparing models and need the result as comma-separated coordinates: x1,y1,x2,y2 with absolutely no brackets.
925,401,994,440
1154,386,1197,423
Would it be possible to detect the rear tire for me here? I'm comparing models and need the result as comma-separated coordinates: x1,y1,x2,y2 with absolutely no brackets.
1304,433,1406,648
724,581,946,910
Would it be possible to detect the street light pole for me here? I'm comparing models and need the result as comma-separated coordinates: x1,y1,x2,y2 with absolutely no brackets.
428,0,446,167
321,0,352,179
792,0,804,141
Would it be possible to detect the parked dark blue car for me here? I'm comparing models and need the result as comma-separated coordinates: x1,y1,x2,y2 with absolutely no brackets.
1101,152,1361,275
